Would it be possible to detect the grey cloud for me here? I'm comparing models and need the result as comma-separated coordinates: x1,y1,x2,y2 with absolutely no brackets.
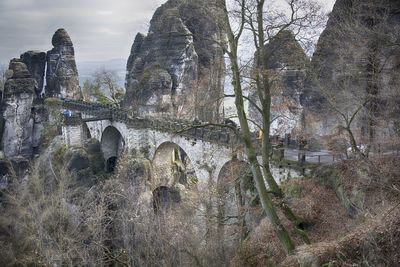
0,0,335,64
0,0,165,63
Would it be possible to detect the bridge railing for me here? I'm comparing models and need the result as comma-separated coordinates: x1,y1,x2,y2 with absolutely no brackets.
63,99,360,159
142,117,240,146
62,99,138,123
61,99,241,146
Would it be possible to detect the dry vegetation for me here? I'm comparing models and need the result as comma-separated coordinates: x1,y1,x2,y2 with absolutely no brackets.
234,155,400,266
0,139,241,266
1,136,399,267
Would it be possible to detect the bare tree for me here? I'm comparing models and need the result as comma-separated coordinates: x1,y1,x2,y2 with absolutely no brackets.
89,69,125,106
308,50,370,157
306,0,400,156
212,0,327,254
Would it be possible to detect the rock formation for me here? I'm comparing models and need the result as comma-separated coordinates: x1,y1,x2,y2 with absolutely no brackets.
123,0,224,122
20,51,46,99
301,0,400,146
45,28,81,99
1,28,82,161
2,59,35,158
249,31,309,136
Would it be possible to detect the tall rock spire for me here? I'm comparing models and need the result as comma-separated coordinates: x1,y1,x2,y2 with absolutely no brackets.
20,50,46,99
2,59,36,158
249,30,309,136
123,0,225,122
301,0,400,142
45,28,81,99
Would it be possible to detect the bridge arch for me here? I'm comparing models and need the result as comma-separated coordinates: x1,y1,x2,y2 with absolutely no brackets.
82,122,91,140
151,141,197,189
217,159,253,240
101,126,125,172
217,159,252,209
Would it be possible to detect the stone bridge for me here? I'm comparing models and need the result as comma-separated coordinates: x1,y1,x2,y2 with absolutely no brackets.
60,98,324,190
61,99,246,184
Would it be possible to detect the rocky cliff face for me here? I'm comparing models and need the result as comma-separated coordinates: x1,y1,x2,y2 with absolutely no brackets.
123,0,224,121
20,51,46,99
2,59,36,158
1,29,80,160
46,29,81,99
301,0,400,145
249,31,309,136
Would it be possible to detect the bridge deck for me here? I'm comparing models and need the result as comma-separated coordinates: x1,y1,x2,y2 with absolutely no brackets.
61,99,241,146
61,98,351,165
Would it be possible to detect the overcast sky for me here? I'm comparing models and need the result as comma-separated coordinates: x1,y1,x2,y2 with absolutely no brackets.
0,0,335,64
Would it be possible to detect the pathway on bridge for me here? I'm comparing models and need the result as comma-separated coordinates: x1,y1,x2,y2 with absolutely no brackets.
61,98,352,166
284,149,339,164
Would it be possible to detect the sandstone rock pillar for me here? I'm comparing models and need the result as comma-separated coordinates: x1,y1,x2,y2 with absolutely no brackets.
45,28,81,99
2,59,36,158
20,50,46,99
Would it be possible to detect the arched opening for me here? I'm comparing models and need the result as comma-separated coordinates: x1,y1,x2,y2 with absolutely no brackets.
82,122,91,140
152,186,181,213
101,126,125,173
217,159,253,246
152,142,196,187
106,156,118,173
217,160,252,218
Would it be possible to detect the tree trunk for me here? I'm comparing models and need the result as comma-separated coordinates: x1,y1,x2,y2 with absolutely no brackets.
221,0,295,254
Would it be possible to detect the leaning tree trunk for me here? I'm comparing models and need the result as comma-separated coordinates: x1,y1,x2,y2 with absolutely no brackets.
221,0,295,254
252,0,310,245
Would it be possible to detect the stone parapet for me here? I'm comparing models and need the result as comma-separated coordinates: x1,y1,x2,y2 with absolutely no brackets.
60,99,240,146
